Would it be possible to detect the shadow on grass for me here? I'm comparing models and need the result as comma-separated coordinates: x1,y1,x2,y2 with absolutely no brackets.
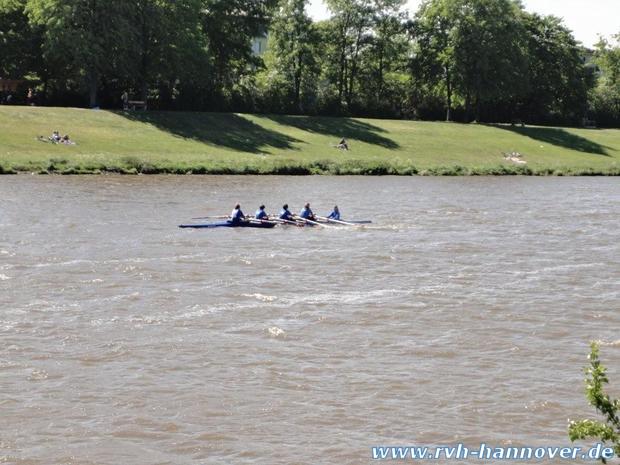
118,111,301,154
493,125,611,156
265,114,400,150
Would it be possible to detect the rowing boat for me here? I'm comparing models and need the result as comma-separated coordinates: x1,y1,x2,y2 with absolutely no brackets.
179,219,372,229
179,221,276,229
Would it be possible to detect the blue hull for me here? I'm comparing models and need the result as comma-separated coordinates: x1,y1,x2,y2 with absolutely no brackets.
179,221,276,229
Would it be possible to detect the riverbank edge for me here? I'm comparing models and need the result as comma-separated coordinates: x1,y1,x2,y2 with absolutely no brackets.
1,161,618,176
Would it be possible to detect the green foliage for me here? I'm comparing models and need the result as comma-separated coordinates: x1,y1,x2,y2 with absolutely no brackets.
357,0,409,116
410,0,597,124
0,0,41,79
323,0,375,111
264,0,319,113
410,0,460,120
569,343,620,464
0,0,612,124
200,0,278,108
413,0,529,122
521,13,590,124
591,34,620,127
26,0,136,106
128,0,206,103
316,0,410,115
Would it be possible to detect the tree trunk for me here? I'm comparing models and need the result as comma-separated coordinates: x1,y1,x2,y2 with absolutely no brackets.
140,4,149,103
88,0,98,108
337,13,352,110
42,76,49,106
294,53,302,113
465,91,471,122
338,29,347,105
377,42,384,96
88,71,98,107
445,66,452,122
346,27,363,109
141,82,148,103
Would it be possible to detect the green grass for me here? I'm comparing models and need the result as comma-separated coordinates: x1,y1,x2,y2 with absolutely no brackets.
1,106,619,175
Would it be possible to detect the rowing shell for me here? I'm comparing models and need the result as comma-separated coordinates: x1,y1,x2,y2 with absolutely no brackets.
179,219,372,229
179,221,276,229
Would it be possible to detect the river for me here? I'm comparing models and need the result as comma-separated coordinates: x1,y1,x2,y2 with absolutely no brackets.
1,176,619,464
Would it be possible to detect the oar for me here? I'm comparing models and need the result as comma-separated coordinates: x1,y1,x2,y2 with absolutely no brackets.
293,215,335,229
191,215,230,220
248,218,280,225
315,215,358,226
271,217,304,227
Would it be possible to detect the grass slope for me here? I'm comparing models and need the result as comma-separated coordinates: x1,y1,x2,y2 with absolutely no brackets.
1,106,619,175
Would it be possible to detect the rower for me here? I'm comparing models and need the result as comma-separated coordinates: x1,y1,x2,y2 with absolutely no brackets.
230,204,246,224
327,205,340,221
299,202,315,221
255,205,268,220
279,204,293,221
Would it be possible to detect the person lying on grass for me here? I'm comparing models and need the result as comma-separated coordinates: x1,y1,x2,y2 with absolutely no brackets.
37,132,76,145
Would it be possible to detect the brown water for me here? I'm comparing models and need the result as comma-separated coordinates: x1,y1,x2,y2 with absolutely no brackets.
1,176,619,465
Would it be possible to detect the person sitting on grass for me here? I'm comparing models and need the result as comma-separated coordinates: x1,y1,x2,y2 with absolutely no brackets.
336,138,349,151
61,134,76,145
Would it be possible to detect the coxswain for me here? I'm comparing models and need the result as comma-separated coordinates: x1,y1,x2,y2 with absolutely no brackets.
327,205,340,221
255,205,268,220
279,204,294,221
230,204,245,224
299,202,315,221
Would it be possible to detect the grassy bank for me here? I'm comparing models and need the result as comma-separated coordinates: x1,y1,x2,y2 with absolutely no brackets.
1,106,619,175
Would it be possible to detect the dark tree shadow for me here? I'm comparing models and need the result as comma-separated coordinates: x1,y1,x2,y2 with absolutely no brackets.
492,124,611,156
118,111,301,154
265,114,400,149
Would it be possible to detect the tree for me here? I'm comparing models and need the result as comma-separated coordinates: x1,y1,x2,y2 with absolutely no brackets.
0,0,42,80
569,342,620,464
268,0,319,113
521,13,591,124
324,0,374,111
590,33,620,127
451,0,528,121
411,0,459,121
412,0,528,122
129,0,206,104
26,0,135,107
200,0,278,109
359,0,409,115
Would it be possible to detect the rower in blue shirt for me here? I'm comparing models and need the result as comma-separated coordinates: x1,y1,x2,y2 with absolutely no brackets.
230,204,245,224
255,205,268,220
279,204,293,221
327,205,340,221
299,202,315,221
